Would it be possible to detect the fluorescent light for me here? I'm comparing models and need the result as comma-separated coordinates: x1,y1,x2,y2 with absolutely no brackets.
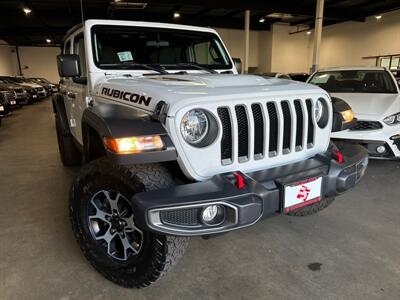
46,39,52,44
306,31,312,35
375,15,382,20
23,7,32,15
259,18,265,23
173,12,180,18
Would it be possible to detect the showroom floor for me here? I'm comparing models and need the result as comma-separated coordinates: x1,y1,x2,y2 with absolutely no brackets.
1,99,400,300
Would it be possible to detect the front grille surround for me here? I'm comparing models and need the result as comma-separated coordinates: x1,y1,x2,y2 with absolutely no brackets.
172,95,331,181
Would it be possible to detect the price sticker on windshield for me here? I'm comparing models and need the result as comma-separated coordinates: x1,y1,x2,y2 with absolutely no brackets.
117,51,133,62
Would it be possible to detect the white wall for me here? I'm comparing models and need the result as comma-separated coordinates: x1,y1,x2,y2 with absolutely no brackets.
318,10,400,68
214,9,400,74
0,40,17,76
215,28,260,69
270,24,312,73
18,47,60,83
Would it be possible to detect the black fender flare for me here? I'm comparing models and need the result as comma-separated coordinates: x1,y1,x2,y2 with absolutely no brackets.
81,103,177,164
52,94,70,135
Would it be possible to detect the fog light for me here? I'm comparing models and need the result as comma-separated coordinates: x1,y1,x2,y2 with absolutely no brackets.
376,145,386,154
201,205,225,226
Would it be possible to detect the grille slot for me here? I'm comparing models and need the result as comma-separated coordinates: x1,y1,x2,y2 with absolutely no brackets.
235,105,249,160
351,120,382,131
294,100,304,149
251,104,264,158
281,101,291,152
267,102,278,154
306,99,314,145
217,107,233,163
160,208,201,227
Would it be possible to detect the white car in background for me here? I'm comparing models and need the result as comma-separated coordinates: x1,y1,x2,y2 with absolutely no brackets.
308,67,400,158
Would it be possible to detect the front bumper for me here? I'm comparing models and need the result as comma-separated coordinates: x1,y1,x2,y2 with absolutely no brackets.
133,143,368,237
332,125,400,158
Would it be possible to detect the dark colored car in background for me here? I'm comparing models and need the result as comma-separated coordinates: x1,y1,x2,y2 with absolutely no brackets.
0,78,30,105
31,78,58,93
289,73,310,82
0,87,18,116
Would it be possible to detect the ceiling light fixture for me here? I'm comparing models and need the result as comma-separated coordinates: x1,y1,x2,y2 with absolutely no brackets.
173,12,180,18
23,7,32,15
375,15,382,20
306,31,312,35
46,39,52,44
259,18,265,23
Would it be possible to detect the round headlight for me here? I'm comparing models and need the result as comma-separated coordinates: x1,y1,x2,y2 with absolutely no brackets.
180,109,209,145
314,98,329,128
314,99,324,123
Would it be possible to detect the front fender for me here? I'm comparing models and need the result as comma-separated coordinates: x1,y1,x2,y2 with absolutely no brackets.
82,104,177,164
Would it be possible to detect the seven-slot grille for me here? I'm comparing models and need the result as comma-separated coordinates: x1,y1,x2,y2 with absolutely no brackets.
350,120,383,131
217,99,316,164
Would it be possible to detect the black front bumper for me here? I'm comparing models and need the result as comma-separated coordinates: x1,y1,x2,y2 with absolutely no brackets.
133,143,368,237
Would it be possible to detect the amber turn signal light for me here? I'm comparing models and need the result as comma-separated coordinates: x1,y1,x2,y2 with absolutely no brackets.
340,109,355,123
104,136,164,154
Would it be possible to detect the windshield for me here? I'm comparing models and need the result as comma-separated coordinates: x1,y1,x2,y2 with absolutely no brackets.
91,25,232,71
309,70,397,94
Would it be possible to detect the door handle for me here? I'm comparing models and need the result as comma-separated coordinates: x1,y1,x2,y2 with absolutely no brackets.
67,92,76,99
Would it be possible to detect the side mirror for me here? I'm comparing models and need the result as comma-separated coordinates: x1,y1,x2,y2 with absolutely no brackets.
57,54,80,78
331,97,356,132
232,58,242,74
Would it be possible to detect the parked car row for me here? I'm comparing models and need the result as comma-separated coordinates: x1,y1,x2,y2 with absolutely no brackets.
0,76,57,125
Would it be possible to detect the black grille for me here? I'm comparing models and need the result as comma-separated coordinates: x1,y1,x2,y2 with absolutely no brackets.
306,99,314,145
160,208,200,226
281,101,291,151
351,120,383,131
267,102,278,153
217,107,233,162
235,105,249,159
251,104,264,157
294,100,304,148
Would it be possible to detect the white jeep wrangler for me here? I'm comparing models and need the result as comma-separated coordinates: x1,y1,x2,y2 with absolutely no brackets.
54,19,368,288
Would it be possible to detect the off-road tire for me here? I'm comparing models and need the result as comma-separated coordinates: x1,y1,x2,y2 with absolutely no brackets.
69,159,189,288
55,113,82,166
287,197,335,216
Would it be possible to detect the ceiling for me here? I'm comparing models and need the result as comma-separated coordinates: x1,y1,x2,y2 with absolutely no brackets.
0,0,399,46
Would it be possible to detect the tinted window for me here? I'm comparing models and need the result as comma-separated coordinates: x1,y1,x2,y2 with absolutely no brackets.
91,25,231,70
64,40,71,54
73,34,87,77
309,70,397,94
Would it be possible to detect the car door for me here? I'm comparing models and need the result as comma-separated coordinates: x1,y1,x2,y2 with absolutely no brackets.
69,32,88,144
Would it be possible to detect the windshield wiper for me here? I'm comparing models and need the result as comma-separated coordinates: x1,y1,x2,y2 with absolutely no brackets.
174,63,218,74
99,62,169,74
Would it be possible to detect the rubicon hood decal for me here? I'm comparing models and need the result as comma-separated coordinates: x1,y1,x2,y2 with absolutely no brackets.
101,87,152,107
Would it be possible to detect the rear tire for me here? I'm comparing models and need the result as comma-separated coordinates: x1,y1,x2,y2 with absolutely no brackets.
55,113,82,166
69,160,189,288
287,197,335,216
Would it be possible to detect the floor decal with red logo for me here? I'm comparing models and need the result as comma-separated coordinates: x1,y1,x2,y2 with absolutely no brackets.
284,177,322,213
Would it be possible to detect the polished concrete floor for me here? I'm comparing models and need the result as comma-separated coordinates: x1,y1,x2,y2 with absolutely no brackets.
1,100,400,300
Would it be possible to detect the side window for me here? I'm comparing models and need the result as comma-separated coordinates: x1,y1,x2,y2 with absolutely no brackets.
73,34,87,78
64,40,71,54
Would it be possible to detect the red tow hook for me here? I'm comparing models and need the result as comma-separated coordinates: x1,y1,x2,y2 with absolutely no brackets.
233,172,245,189
331,149,344,164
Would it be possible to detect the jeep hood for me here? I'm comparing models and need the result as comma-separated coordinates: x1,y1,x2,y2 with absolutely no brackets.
95,74,328,115
330,92,400,119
